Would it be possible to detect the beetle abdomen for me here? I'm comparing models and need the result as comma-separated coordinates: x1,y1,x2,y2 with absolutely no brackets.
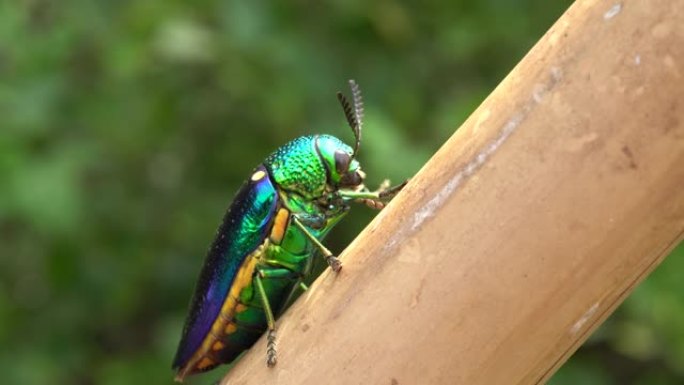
178,244,265,378
172,166,278,379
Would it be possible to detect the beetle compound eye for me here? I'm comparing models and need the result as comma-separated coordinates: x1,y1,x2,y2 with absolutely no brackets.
340,170,363,187
334,150,351,174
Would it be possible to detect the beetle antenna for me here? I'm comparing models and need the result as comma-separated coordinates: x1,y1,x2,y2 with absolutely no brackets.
336,79,363,157
349,80,363,156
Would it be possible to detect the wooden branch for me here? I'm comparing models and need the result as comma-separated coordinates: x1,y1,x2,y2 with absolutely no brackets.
221,1,684,384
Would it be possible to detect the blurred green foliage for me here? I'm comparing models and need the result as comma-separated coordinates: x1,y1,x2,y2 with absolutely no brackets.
0,1,681,384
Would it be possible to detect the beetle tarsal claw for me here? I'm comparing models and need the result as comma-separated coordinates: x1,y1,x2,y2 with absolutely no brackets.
267,330,277,367
379,180,408,199
326,255,342,272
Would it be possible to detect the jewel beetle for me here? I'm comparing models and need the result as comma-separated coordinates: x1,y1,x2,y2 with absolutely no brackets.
172,80,406,381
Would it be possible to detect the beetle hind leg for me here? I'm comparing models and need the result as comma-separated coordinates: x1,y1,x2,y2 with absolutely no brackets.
254,273,279,367
266,330,277,367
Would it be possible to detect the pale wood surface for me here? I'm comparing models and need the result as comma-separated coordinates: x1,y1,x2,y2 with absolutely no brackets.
221,1,684,384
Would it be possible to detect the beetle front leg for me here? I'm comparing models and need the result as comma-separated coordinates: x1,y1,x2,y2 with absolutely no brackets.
291,216,342,272
340,180,408,210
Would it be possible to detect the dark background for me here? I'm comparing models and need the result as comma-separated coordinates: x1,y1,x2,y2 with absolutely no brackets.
1,1,682,384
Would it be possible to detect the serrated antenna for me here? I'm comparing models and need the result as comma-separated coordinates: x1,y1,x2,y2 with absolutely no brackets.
336,79,363,158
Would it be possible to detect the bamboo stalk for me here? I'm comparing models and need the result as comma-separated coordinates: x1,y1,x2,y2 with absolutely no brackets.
221,1,684,383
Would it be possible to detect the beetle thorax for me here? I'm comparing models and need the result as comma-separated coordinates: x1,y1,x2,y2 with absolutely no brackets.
265,135,329,199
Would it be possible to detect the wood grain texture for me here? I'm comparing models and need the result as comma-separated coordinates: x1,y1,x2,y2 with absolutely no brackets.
221,0,684,383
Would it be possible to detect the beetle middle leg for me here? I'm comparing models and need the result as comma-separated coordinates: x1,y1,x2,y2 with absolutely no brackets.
291,216,342,272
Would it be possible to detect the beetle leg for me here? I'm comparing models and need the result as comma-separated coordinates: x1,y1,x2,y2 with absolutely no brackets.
338,180,406,200
258,268,299,279
378,179,408,199
292,216,342,272
338,180,408,210
254,273,278,367
263,258,299,272
294,212,327,230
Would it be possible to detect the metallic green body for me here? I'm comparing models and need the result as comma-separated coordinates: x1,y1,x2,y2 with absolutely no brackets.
222,191,348,359
173,135,358,377
215,135,354,361
266,135,359,198
230,134,352,331
173,81,403,381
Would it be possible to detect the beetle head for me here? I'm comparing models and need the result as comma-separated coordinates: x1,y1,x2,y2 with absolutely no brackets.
318,79,366,189
316,135,365,189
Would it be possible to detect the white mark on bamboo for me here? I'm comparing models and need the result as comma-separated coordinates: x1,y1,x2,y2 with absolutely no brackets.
410,112,521,232
409,66,561,233
603,3,622,20
532,84,547,104
570,302,600,334
384,66,562,252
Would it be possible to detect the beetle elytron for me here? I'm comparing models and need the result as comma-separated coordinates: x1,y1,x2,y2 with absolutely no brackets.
172,80,405,381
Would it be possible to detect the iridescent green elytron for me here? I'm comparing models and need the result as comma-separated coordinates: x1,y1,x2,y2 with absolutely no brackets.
172,80,406,381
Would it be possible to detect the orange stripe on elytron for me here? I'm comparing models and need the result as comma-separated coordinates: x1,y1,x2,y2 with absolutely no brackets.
224,322,237,334
177,241,267,379
197,357,215,370
269,208,290,244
